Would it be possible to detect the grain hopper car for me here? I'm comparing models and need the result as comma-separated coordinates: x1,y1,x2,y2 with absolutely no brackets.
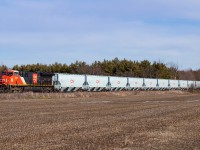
53,73,200,92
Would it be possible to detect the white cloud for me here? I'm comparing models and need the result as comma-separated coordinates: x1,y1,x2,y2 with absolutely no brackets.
0,0,200,69
0,22,200,68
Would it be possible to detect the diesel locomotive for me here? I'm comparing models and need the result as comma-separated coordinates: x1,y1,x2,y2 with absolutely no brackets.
0,69,54,92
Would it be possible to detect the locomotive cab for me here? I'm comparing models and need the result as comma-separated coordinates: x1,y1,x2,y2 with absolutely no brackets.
0,70,26,85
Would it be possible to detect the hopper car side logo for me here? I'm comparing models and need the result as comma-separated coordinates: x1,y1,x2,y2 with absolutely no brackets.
96,80,100,84
117,81,120,84
70,79,74,84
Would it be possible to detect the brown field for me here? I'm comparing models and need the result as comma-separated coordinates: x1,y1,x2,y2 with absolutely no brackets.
0,91,200,150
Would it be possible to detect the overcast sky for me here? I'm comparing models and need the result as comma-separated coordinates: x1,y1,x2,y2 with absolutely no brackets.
0,0,200,69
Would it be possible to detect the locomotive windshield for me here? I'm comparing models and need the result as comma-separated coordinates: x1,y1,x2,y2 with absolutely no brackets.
1,72,7,75
14,72,19,76
7,72,13,76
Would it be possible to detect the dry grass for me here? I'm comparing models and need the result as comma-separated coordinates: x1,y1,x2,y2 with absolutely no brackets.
0,91,200,149
0,90,188,100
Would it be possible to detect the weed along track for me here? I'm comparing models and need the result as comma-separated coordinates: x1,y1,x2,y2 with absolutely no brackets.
0,91,200,149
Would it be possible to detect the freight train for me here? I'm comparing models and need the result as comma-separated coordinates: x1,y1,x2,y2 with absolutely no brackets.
0,69,200,93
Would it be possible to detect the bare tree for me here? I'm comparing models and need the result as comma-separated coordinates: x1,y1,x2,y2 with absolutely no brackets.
168,63,179,79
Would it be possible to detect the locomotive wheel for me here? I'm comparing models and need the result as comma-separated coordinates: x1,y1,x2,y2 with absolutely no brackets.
10,87,23,93
0,85,8,93
42,87,53,93
18,87,24,93
46,87,53,93
3,85,8,93
11,87,18,93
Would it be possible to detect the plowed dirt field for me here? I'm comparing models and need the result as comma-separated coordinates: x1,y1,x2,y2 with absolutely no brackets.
0,92,200,149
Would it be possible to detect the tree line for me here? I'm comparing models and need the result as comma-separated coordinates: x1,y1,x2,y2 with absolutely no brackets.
0,58,199,80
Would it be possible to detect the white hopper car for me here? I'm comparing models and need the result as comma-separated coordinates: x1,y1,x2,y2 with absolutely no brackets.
53,73,200,92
